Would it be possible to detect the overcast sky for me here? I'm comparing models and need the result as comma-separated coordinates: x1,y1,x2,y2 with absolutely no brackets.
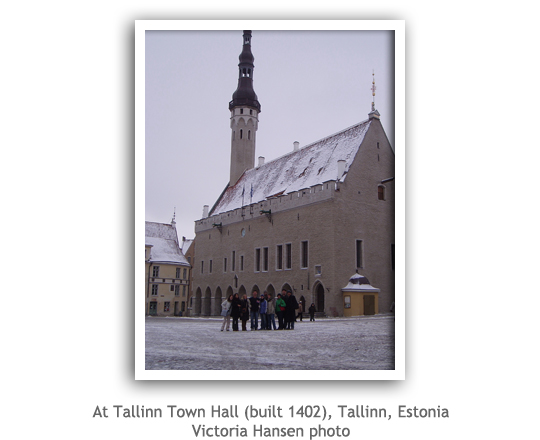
145,30,394,239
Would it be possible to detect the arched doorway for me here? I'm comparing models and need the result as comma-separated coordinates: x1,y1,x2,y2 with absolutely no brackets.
203,287,212,316
214,287,223,316
315,283,325,313
266,284,276,298
238,285,246,299
280,283,292,295
194,287,202,315
250,284,260,296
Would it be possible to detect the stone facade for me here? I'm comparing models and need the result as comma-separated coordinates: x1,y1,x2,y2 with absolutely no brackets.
192,114,394,317
191,31,394,317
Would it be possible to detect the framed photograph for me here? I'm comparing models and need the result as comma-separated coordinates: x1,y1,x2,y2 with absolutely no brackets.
135,20,405,380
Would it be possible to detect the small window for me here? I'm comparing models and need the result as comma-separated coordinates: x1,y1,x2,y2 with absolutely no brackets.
240,255,244,271
378,185,385,201
175,285,180,296
250,109,253,115
224,258,227,272
301,241,308,268
263,247,269,272
151,284,158,296
182,285,186,297
276,245,283,270
356,240,363,269
164,302,170,312
209,260,213,273
240,129,243,139
344,296,351,309
255,248,261,272
187,256,191,264
170,285,175,292
201,261,204,274
152,266,160,277
183,268,187,279
315,265,322,275
232,251,236,271
285,243,292,270
240,108,244,114
176,268,181,279
248,130,251,140
181,301,186,312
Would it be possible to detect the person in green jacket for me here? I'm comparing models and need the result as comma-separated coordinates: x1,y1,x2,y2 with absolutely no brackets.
275,293,287,330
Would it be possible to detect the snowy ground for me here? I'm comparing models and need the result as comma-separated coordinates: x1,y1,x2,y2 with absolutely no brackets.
145,315,394,370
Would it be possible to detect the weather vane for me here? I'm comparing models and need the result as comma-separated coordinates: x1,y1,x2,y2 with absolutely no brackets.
371,70,376,112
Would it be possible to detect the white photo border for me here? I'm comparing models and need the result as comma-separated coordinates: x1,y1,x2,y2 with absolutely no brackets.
135,20,405,380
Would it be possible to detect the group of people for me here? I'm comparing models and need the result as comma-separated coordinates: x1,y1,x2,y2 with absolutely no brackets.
220,289,317,332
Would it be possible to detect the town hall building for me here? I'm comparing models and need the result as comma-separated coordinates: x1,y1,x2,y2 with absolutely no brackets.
191,31,394,317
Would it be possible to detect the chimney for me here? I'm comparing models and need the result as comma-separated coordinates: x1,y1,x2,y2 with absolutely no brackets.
293,141,299,152
258,156,265,167
337,160,346,179
202,205,209,218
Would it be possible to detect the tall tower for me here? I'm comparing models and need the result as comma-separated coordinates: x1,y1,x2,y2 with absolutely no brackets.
229,30,261,187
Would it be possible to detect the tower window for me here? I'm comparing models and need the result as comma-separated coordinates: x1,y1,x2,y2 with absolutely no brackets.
240,109,243,114
248,130,251,140
250,109,253,115
240,129,243,139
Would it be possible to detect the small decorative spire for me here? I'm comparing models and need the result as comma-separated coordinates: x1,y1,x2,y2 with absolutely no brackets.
368,70,380,120
371,70,376,112
171,207,176,225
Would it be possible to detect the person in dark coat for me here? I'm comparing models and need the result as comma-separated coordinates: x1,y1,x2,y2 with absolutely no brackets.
248,290,260,330
240,294,250,331
230,293,242,331
284,290,299,330
309,303,316,321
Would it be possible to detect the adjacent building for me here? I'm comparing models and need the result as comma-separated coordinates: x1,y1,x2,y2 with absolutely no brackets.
145,218,191,316
192,30,395,317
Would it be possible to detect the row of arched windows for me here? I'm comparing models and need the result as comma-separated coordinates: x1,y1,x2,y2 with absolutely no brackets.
232,129,251,140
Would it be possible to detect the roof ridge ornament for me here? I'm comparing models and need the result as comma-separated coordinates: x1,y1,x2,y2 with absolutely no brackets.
368,70,380,120
371,70,376,111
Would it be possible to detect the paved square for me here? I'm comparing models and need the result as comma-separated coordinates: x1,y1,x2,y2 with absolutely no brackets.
145,315,394,370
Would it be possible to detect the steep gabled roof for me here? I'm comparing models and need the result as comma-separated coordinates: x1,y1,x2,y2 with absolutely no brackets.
145,221,189,266
211,119,371,215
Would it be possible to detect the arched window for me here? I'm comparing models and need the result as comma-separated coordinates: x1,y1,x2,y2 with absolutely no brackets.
378,185,385,201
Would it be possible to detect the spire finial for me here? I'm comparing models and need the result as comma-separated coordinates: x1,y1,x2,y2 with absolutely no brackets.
171,207,176,225
371,70,376,112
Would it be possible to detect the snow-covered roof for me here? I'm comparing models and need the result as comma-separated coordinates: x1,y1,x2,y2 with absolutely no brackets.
145,221,178,242
145,221,189,266
181,239,194,254
342,273,380,292
210,119,371,215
